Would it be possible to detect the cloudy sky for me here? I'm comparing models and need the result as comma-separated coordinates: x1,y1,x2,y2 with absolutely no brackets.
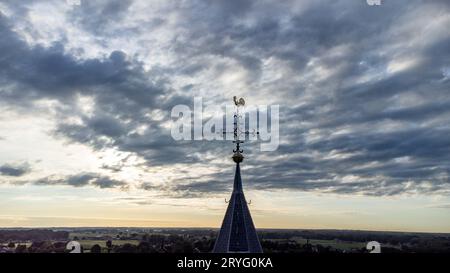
0,0,449,232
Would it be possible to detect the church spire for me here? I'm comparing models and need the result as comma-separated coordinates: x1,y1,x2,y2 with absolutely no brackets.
212,97,263,253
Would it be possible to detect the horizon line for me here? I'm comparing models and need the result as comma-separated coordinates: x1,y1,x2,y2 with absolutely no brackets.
1,226,449,235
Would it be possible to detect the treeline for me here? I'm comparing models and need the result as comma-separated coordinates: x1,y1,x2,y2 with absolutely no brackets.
258,229,450,246
0,229,69,242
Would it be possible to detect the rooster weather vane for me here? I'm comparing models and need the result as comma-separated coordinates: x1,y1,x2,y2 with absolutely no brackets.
222,96,259,163
233,96,245,107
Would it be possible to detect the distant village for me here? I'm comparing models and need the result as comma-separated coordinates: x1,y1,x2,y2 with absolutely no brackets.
1,228,449,253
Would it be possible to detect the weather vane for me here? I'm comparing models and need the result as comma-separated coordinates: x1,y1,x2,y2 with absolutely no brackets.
222,96,259,163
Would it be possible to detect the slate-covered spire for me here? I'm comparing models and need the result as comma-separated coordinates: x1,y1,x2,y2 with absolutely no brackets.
212,162,262,253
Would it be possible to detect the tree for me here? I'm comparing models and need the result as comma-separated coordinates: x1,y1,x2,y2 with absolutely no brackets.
90,244,101,253
15,245,27,253
106,240,113,253
137,241,151,253
115,243,137,253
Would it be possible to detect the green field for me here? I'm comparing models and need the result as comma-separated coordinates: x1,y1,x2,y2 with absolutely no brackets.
292,237,367,251
75,240,139,253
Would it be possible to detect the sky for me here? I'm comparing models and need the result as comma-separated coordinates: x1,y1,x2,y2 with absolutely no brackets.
0,0,450,232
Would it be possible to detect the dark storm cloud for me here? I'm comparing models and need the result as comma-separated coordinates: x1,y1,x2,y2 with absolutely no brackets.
140,169,232,198
33,173,127,189
0,163,31,177
0,32,163,106
0,4,175,112
91,176,128,189
0,1,449,197
167,0,410,79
